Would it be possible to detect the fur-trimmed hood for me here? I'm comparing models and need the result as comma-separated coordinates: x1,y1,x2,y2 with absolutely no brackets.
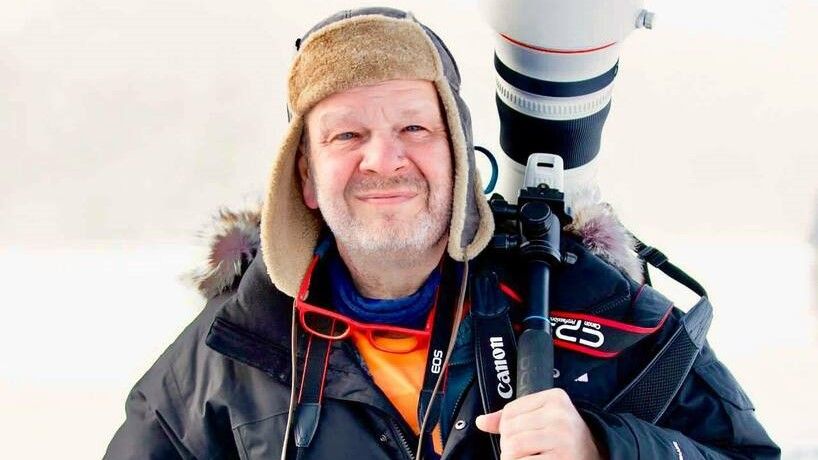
185,202,643,300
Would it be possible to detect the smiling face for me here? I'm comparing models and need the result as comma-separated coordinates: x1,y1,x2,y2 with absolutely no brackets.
298,79,453,258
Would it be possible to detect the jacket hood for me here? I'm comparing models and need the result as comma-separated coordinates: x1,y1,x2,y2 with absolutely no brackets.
185,202,643,300
260,7,493,298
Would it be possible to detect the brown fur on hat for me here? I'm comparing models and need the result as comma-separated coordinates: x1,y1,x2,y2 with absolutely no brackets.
288,16,438,115
261,12,494,297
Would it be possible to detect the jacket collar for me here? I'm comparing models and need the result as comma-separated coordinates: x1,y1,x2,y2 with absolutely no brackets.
204,252,426,417
211,251,291,348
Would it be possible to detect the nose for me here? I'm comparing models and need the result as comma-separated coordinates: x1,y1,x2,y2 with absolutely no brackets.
358,133,409,176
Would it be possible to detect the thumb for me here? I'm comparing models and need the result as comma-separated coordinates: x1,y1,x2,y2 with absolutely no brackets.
475,410,503,434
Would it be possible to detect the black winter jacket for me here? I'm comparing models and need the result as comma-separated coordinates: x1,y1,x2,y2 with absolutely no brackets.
104,237,780,459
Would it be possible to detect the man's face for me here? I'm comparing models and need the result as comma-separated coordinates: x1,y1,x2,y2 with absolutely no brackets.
298,79,453,257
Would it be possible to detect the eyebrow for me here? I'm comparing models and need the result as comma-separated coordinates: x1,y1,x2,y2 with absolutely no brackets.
315,111,359,131
315,103,442,131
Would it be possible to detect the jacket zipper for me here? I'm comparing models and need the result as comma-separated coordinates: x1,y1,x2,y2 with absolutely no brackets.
340,342,419,460
389,418,416,460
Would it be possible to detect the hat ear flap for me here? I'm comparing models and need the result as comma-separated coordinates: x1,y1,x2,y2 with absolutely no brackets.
431,77,494,261
262,115,322,297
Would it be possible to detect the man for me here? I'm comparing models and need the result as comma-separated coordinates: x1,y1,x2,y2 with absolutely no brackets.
105,8,779,459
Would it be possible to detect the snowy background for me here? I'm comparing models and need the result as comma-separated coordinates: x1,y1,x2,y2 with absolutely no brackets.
1,0,816,458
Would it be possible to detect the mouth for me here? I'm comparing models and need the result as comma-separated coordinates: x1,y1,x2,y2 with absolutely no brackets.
356,191,419,205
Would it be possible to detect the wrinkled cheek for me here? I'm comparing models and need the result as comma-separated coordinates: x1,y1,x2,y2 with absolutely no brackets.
429,181,452,212
339,190,360,218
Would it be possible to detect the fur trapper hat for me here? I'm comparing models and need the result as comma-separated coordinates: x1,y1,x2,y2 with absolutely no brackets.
261,8,494,297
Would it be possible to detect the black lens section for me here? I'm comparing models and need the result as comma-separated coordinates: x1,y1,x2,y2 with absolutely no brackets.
496,96,611,169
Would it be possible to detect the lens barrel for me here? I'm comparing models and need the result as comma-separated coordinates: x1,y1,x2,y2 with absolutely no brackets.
481,0,650,183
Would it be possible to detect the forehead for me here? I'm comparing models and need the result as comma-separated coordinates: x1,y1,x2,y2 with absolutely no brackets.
306,79,443,127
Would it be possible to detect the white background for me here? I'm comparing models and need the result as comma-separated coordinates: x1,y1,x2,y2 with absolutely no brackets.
1,0,816,458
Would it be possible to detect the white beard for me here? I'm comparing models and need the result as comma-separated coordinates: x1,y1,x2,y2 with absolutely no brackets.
313,171,451,258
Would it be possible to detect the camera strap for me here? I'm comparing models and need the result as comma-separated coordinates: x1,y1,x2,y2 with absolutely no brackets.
471,269,517,459
549,307,673,359
603,234,712,422
633,236,708,297
294,328,334,449
417,260,462,435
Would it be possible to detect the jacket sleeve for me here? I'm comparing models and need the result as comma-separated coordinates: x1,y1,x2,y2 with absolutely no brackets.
104,293,244,460
579,344,780,459
104,385,193,460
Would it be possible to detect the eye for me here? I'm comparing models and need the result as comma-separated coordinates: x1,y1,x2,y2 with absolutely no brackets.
404,125,426,132
333,132,358,141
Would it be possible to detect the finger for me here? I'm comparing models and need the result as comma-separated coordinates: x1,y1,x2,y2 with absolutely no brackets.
499,429,554,460
500,388,571,419
502,410,592,459
475,410,503,434
497,406,556,437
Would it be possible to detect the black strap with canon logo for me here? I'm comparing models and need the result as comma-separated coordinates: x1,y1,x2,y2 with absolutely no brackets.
471,269,518,460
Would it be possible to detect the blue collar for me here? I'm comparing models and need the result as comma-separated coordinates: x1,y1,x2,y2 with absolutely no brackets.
328,251,441,329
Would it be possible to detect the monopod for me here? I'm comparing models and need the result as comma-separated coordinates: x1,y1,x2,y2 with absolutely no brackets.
488,154,570,396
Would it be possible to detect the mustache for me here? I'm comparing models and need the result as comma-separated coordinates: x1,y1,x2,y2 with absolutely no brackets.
347,174,427,194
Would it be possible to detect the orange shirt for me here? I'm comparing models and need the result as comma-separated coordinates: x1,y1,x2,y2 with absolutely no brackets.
350,330,444,454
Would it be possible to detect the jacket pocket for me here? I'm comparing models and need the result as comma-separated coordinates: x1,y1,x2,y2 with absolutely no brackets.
233,407,400,460
233,413,290,460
